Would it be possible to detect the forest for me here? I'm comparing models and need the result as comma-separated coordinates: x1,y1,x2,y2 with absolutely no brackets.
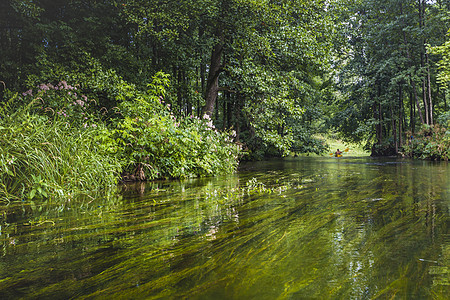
0,0,449,201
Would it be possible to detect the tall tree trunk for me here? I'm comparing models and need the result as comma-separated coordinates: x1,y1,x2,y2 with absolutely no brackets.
411,80,425,124
399,84,403,148
423,77,429,125
420,0,432,125
197,58,206,117
203,33,224,117
227,96,233,129
410,91,415,134
195,66,200,117
185,70,192,116
445,89,448,111
177,67,182,115
391,100,397,154
401,3,425,125
234,93,242,142
379,101,383,144
215,93,220,122
223,91,229,129
377,84,383,145
426,53,433,124
200,62,206,96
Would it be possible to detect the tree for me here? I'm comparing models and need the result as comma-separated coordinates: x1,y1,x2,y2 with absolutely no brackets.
120,0,339,157
332,0,449,155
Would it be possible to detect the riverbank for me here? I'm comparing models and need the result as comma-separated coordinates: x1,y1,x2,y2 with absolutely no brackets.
294,135,370,158
0,74,239,203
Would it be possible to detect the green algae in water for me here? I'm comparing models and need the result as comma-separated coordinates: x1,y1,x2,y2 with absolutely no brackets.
0,157,449,299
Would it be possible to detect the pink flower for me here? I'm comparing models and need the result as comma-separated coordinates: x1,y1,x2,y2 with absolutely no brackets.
39,84,49,91
22,89,33,96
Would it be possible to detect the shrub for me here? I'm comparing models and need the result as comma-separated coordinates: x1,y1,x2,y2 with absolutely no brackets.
437,111,450,128
113,73,240,180
402,124,450,161
19,80,100,128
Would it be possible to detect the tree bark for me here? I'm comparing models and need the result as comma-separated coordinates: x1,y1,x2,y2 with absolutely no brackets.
234,93,242,142
401,3,425,125
445,89,448,111
177,67,182,115
392,110,397,154
379,101,383,144
199,63,205,117
423,77,429,125
399,84,403,148
227,96,233,129
412,79,425,124
420,5,428,125
426,53,433,124
410,91,415,134
203,33,224,117
223,91,229,129
376,84,383,145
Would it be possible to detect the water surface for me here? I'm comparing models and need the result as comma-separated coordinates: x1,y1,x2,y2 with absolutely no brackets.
0,157,449,299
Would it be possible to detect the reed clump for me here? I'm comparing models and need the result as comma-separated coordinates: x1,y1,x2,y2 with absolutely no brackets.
0,101,122,202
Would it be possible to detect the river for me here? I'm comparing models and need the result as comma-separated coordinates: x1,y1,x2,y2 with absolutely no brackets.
0,157,449,299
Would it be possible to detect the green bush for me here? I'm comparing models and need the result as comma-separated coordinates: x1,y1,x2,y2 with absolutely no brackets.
112,73,240,180
402,124,450,161
437,111,450,128
19,80,100,128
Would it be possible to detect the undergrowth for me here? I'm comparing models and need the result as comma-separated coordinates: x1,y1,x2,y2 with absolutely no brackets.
0,102,121,203
0,71,241,202
402,124,450,161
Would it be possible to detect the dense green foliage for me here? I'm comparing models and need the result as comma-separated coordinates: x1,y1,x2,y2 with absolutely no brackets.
1,0,339,160
112,72,240,180
402,124,450,160
0,69,239,201
430,28,450,90
331,0,450,159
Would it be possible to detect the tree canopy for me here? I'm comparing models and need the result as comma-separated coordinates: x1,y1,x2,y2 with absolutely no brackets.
1,0,449,159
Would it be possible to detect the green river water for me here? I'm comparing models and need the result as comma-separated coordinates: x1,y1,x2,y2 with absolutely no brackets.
0,157,449,299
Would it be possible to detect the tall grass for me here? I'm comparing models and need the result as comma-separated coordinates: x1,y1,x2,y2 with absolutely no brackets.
0,104,122,203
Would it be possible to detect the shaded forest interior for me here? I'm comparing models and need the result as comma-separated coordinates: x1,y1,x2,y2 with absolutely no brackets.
1,0,449,159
